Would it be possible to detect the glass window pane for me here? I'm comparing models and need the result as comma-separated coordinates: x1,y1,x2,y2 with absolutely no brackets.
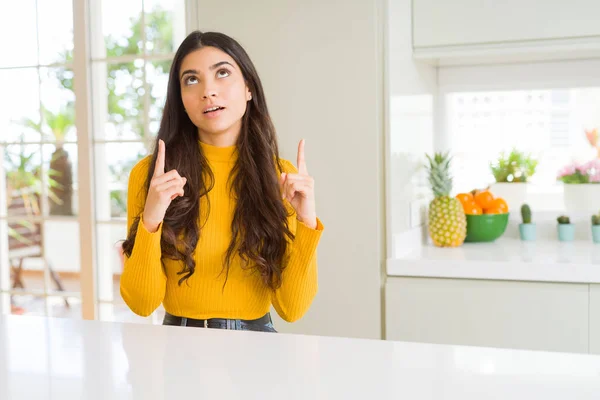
92,61,146,140
94,142,148,221
0,220,9,292
0,69,42,143
40,68,76,143
4,144,43,219
144,0,186,54
43,143,78,217
92,0,143,59
447,88,600,193
42,219,81,296
47,296,81,318
37,0,73,65
0,1,38,67
5,219,79,297
147,59,171,136
96,222,126,304
6,218,46,295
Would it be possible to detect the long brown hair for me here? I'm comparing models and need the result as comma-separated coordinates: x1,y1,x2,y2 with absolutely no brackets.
122,31,294,289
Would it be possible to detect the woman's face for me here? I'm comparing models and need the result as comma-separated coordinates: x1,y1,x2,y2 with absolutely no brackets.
179,46,252,143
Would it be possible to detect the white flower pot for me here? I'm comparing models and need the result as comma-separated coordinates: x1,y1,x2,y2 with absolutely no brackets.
563,184,600,213
490,183,528,212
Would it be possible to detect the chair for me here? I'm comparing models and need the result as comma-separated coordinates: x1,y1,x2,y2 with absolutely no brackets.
7,189,69,308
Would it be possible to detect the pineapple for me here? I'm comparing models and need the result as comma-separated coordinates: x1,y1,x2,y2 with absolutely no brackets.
425,152,466,247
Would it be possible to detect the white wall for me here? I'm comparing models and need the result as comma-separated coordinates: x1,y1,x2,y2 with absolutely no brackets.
387,0,437,258
196,0,384,339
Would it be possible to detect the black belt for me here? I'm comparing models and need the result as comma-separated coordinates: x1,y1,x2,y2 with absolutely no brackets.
163,311,272,329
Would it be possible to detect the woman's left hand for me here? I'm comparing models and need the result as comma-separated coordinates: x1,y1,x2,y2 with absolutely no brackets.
280,139,317,229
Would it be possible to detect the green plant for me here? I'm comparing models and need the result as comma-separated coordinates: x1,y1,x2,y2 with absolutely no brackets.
490,149,538,183
55,8,173,142
5,141,62,212
592,213,600,226
4,139,62,245
108,152,145,217
557,215,571,225
22,105,75,215
49,8,174,216
521,204,532,224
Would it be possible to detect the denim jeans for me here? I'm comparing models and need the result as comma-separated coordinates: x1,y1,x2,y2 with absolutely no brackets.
162,312,277,333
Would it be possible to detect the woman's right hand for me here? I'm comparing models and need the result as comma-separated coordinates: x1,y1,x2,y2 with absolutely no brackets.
142,139,187,233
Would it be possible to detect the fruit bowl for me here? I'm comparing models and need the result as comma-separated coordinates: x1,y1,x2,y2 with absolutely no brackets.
464,213,510,242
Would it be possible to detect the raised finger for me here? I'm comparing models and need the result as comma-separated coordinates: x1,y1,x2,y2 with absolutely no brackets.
297,139,308,175
283,173,311,183
154,139,166,177
279,173,287,198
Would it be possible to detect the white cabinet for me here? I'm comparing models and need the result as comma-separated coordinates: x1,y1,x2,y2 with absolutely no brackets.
386,277,589,353
591,284,600,355
412,0,600,49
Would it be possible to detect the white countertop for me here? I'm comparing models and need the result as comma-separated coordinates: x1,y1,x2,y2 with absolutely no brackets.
388,238,600,283
2,315,600,399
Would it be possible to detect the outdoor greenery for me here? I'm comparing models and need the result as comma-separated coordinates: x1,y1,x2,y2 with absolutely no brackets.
5,7,174,223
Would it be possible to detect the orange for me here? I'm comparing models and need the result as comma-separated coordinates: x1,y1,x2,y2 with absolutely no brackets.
455,192,474,205
487,198,509,212
474,190,494,209
484,207,505,215
462,202,482,215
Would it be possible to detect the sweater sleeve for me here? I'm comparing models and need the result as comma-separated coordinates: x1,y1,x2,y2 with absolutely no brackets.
119,157,167,317
271,159,324,322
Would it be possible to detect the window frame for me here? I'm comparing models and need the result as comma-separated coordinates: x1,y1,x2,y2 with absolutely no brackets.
0,0,199,320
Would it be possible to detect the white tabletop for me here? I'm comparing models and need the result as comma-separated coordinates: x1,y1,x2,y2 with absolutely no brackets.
1,315,600,399
388,238,600,283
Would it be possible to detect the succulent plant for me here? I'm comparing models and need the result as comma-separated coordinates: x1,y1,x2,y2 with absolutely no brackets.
521,204,532,224
592,214,600,226
557,215,571,225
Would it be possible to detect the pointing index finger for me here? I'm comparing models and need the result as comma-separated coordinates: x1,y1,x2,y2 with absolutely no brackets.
297,139,308,175
154,139,165,177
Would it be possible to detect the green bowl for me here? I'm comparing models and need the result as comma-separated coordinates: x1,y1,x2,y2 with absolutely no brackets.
464,213,510,242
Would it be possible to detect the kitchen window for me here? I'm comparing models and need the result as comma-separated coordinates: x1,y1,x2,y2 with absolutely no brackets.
447,87,600,200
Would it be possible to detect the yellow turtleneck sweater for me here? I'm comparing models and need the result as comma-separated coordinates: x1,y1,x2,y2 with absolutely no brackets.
120,141,323,322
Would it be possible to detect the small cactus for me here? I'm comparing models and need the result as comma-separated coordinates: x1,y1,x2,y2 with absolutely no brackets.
592,214,600,226
521,204,532,224
557,215,571,224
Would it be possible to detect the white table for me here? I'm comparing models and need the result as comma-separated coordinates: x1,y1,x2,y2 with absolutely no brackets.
1,315,600,399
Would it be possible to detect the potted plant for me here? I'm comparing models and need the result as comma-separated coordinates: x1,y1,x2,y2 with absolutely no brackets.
519,204,536,241
592,213,600,244
557,215,575,242
489,149,538,212
557,159,600,213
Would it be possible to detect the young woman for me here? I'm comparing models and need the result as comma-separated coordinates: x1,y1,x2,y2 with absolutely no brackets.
120,31,324,333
